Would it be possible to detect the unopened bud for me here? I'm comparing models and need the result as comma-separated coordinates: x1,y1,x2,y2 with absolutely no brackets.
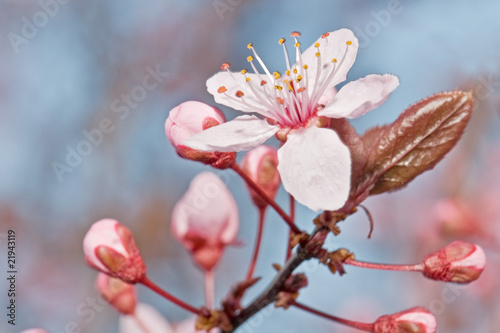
373,307,437,333
423,240,485,283
172,172,239,271
83,219,146,283
165,101,236,169
97,272,137,315
241,145,280,208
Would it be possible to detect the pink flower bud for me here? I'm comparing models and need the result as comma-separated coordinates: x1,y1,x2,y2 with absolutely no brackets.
373,307,437,333
172,172,239,271
166,101,236,169
20,330,49,333
241,145,280,209
120,303,174,333
422,240,486,283
97,272,137,315
83,219,146,283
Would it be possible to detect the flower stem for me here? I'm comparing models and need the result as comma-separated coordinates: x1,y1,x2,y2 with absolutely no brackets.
246,207,266,280
231,164,300,234
344,258,424,272
204,270,215,309
140,276,201,315
292,301,374,332
286,195,295,261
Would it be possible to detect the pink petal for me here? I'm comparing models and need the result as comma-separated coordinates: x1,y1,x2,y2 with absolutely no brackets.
183,115,278,152
277,127,351,211
207,72,272,117
298,29,358,98
319,74,399,119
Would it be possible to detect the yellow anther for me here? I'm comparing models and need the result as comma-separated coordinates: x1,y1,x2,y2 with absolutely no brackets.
314,42,320,48
346,41,352,46
332,58,337,63
303,64,308,70
273,71,281,80
275,85,283,91
246,77,251,82
241,69,248,74
315,52,321,57
294,42,301,47
296,75,302,82
287,84,293,91
293,69,298,74
279,38,286,45
285,70,290,76
247,43,253,49
247,56,253,62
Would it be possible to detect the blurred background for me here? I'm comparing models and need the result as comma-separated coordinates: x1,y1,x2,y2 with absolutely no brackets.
0,0,499,332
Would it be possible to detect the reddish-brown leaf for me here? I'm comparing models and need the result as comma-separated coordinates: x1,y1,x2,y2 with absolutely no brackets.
364,91,474,195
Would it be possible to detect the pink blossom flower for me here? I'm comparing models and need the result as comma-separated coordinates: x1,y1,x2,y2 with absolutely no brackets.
171,172,239,271
241,145,280,208
83,219,146,283
20,330,49,333
96,272,137,315
120,303,174,333
166,101,236,169
373,307,437,333
184,29,399,211
422,240,486,283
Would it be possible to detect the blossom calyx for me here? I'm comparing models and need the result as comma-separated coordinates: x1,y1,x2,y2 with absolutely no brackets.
373,307,437,333
97,272,137,315
422,240,485,283
83,219,146,283
171,172,239,271
241,145,280,208
166,101,236,169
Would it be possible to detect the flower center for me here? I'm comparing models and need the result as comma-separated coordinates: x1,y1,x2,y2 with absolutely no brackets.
217,31,352,128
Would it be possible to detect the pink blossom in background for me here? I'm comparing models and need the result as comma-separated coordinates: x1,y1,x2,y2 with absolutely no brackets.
171,171,239,271
96,272,137,315
184,29,399,211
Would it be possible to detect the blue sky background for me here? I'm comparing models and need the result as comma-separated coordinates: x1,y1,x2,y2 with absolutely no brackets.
0,0,499,332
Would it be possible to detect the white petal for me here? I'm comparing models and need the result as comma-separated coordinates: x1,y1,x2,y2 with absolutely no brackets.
319,74,399,119
277,127,351,211
297,29,358,99
183,115,279,152
207,72,273,117
119,303,174,333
